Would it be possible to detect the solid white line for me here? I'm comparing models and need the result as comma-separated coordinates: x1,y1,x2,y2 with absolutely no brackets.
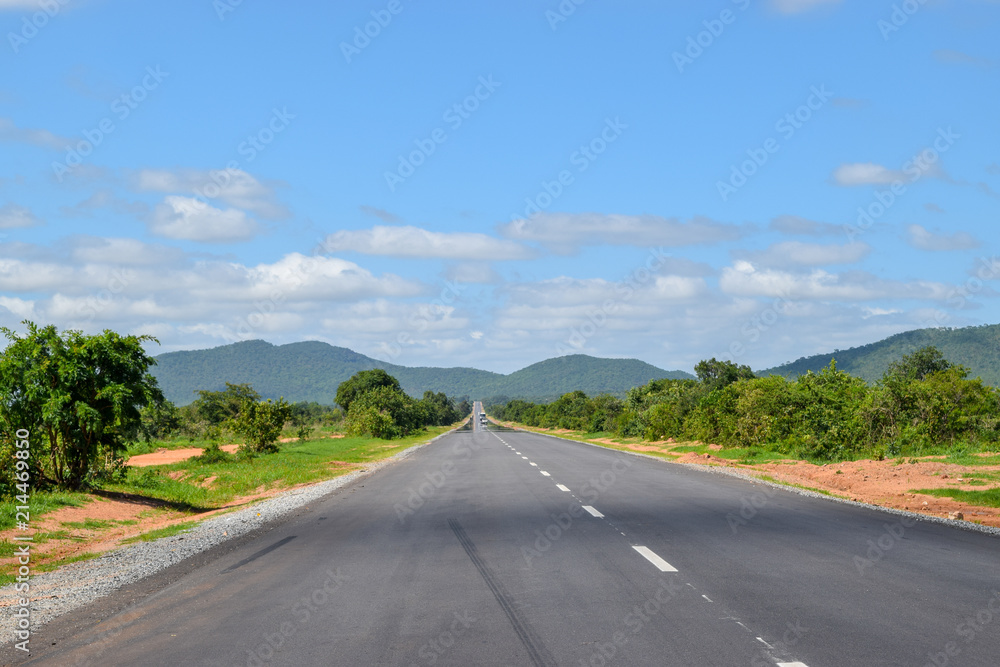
582,505,604,518
540,471,550,476
632,546,677,572
556,484,570,492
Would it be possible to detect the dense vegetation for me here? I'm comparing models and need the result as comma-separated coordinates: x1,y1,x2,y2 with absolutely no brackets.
490,349,1000,462
151,340,692,405
764,324,1000,386
0,323,162,492
0,323,469,499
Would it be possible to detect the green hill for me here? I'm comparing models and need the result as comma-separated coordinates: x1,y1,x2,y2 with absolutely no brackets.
151,341,693,405
762,324,1000,385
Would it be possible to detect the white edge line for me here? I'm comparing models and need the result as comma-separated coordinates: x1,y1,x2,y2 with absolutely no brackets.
632,545,677,572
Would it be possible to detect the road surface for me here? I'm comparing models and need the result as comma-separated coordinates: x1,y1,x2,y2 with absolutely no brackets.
11,424,1000,666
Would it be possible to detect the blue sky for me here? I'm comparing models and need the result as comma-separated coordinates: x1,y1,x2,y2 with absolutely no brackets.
1,0,998,375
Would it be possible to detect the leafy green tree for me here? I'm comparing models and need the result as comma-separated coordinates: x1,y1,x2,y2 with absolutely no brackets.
140,399,181,440
694,358,756,392
883,346,957,383
418,391,462,426
229,397,292,454
0,322,162,490
335,369,401,412
193,383,260,426
346,385,424,439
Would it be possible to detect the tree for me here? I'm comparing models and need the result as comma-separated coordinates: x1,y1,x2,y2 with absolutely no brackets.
229,397,292,454
694,358,755,392
193,383,261,426
883,346,958,383
0,322,163,490
335,369,401,412
346,385,425,439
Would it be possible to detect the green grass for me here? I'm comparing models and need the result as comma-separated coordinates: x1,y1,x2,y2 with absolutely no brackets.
121,520,200,544
915,487,1000,508
0,550,104,587
0,492,92,532
104,426,452,510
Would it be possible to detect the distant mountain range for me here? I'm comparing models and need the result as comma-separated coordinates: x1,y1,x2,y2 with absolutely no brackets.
763,324,1000,385
151,340,694,406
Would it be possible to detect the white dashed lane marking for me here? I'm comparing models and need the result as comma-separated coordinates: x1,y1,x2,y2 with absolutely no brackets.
632,546,678,573
582,506,604,518
540,471,550,476
556,484,570,492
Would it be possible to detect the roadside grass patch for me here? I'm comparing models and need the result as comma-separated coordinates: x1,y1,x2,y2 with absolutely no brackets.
103,427,450,510
0,492,92,532
914,487,1000,508
121,520,201,544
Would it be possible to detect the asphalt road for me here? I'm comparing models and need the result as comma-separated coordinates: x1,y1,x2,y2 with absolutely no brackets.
12,422,1000,666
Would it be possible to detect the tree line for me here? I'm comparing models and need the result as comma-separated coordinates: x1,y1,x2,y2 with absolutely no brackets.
489,349,1000,461
0,322,469,496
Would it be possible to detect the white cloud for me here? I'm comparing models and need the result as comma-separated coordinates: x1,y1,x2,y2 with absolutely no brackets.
60,190,148,218
906,224,980,252
322,225,534,260
498,213,747,252
720,265,952,301
0,203,42,229
131,168,288,219
0,296,35,319
0,117,70,149
770,0,841,14
769,215,842,236
70,237,184,265
739,241,870,268
148,196,260,242
444,262,503,284
832,162,906,186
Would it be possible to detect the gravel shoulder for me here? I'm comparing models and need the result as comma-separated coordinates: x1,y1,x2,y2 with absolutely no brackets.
0,432,447,645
